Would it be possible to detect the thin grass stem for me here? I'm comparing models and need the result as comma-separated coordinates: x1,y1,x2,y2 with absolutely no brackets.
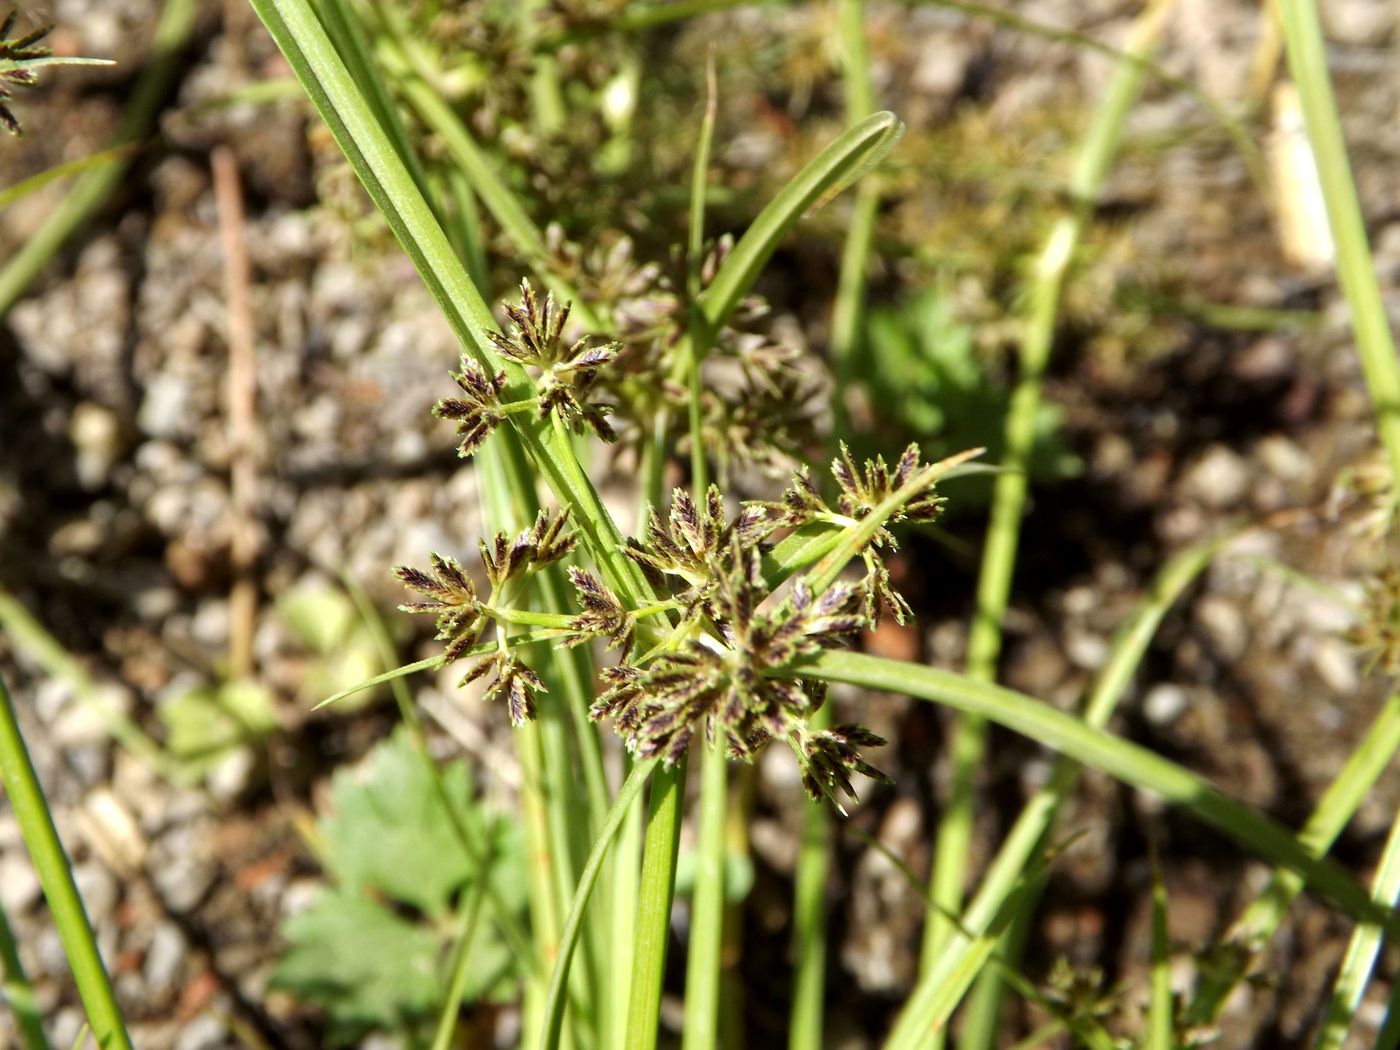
0,0,197,316
543,760,659,1050
0,674,131,1048
625,764,686,1050
680,53,728,1050
1277,0,1400,491
1312,809,1400,1050
924,8,1172,1046
1184,688,1400,1024
0,891,49,1050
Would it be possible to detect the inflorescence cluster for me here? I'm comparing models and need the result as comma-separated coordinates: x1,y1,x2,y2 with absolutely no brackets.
397,282,962,804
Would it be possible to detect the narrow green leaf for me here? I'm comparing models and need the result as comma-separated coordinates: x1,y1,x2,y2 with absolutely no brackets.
1312,808,1400,1050
1146,856,1174,1050
697,110,903,331
542,759,658,1050
800,651,1397,935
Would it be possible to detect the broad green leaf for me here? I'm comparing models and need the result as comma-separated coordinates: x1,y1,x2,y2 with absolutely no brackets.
321,729,526,919
271,888,442,1043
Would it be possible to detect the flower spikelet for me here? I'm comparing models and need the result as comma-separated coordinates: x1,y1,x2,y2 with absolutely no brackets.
797,724,894,808
433,358,507,458
461,652,546,725
560,567,634,656
480,507,576,587
392,553,486,661
591,543,881,802
833,441,946,543
488,279,618,440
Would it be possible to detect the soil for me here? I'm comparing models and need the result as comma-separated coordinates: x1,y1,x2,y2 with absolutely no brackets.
1,1,1399,1048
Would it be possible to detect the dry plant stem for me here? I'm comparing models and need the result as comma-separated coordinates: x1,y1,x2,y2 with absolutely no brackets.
0,674,131,1048
923,2,1171,1037
212,145,260,680
0,0,198,316
1277,0,1400,491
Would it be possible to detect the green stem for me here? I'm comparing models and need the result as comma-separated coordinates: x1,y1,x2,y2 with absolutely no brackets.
0,591,178,783
788,706,832,1050
680,57,727,1050
430,840,494,1050
888,534,1222,1046
544,760,659,1050
0,0,198,316
924,7,1171,1046
682,737,728,1050
1277,0,1400,490
0,674,131,1049
626,764,687,1050
1184,688,1400,1025
1145,856,1173,1050
1312,808,1400,1050
801,652,1394,938
0,891,49,1050
790,0,876,1040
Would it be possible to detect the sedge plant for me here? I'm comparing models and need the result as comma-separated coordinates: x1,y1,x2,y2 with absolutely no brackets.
4,1,1400,1046
233,1,1400,1047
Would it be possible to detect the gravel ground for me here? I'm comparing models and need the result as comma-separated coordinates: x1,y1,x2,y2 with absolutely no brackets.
2,1,1400,1047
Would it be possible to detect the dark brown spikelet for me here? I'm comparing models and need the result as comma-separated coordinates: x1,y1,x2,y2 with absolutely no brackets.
0,12,56,136
487,279,619,440
479,507,576,587
392,553,486,661
833,441,946,534
560,567,634,655
798,724,894,807
433,358,507,458
462,651,547,725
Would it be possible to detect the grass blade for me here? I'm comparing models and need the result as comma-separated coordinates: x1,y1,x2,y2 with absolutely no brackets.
681,57,728,1050
0,891,49,1050
800,652,1397,941
886,534,1221,1046
542,759,658,1050
625,765,686,1050
697,110,903,332
924,8,1172,1044
1146,852,1175,1050
1277,0,1400,491
1185,688,1400,1024
1312,809,1400,1050
0,674,131,1048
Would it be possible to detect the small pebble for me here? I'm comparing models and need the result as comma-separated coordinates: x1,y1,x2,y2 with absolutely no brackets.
1183,446,1250,508
144,921,187,995
0,854,42,914
1143,683,1190,727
